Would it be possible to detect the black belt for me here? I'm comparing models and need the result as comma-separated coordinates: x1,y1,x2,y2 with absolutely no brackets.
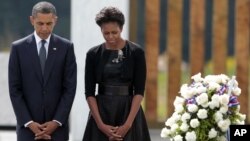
98,84,131,96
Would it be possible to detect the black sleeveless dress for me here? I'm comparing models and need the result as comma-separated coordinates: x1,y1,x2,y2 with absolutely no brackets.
82,49,151,141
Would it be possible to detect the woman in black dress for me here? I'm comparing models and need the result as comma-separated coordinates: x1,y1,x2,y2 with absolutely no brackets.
82,6,151,141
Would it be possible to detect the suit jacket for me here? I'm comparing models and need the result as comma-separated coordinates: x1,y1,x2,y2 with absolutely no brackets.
8,33,77,141
84,41,146,98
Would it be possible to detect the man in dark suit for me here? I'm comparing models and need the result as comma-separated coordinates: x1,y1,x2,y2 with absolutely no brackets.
8,1,77,141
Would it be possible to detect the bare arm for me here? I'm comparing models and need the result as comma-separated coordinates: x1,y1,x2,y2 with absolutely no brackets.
86,96,103,126
125,95,143,127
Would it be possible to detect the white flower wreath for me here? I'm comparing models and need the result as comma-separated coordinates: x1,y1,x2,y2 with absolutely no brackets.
161,73,246,141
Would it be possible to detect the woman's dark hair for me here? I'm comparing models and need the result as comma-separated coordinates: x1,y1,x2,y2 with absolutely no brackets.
95,6,125,28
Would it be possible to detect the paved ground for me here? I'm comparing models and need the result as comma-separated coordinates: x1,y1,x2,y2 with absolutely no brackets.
150,129,169,141
0,129,169,141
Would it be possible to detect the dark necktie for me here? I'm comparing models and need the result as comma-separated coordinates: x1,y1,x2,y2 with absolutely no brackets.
39,40,46,75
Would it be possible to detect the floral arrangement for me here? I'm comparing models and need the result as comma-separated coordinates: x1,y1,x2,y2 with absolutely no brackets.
161,73,246,141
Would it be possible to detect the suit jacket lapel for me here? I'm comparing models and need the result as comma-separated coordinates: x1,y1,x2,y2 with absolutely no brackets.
43,34,57,86
27,34,43,84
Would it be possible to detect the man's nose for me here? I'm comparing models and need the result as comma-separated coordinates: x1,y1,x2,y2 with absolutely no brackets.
41,25,48,30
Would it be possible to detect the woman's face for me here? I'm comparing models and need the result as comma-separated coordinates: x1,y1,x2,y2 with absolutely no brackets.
101,22,122,48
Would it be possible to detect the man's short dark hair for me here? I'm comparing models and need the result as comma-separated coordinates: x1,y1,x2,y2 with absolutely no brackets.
32,1,57,17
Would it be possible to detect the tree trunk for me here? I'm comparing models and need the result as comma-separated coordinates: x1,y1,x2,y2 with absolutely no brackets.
235,0,250,122
167,0,183,117
145,0,160,123
190,0,205,76
212,0,228,74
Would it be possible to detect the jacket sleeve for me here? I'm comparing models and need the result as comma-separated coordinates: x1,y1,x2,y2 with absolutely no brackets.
84,50,97,98
8,44,32,126
133,47,146,96
53,43,77,124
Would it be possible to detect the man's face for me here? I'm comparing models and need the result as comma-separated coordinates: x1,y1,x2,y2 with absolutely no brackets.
30,13,57,39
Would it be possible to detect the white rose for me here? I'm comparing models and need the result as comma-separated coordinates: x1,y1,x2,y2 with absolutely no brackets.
201,102,209,108
181,112,191,122
180,122,189,132
208,128,217,138
175,105,184,113
188,88,196,98
196,86,207,93
211,94,220,102
193,82,203,87
190,118,200,128
187,104,198,113
173,135,183,141
174,96,185,107
195,93,208,105
219,94,229,106
181,89,194,99
172,113,182,121
219,74,229,84
215,75,223,83
180,84,188,96
208,100,220,109
191,72,203,82
165,117,175,126
214,111,223,122
170,123,179,132
214,74,229,84
218,119,230,132
161,127,171,138
204,75,226,84
219,105,228,114
172,112,180,117
204,75,214,83
208,82,221,91
232,87,241,96
185,131,197,141
197,109,208,119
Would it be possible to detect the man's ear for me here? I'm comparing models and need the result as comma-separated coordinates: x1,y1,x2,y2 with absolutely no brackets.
54,16,58,25
30,16,34,26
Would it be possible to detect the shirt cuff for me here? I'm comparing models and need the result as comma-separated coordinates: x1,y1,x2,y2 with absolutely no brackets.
53,120,62,126
24,121,34,127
